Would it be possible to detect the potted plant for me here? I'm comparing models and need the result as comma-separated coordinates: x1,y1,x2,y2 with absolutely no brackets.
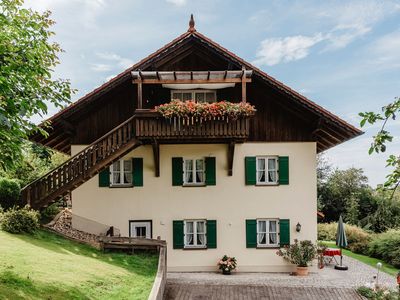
217,255,237,275
277,240,317,276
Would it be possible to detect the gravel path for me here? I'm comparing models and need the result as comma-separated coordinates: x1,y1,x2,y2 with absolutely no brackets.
167,255,397,289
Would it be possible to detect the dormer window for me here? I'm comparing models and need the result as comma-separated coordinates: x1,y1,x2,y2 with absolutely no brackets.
171,90,216,103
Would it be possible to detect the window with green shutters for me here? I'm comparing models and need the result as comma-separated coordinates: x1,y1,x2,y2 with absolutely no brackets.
172,219,217,249
245,156,289,185
98,158,143,187
172,157,216,186
246,218,290,248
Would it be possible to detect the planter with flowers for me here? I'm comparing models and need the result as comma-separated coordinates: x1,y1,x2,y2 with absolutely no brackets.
217,255,237,275
155,100,256,125
276,240,317,276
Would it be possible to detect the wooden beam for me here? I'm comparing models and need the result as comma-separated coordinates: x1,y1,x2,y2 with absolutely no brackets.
152,140,160,177
227,141,235,176
137,75,143,109
241,68,247,103
132,78,251,84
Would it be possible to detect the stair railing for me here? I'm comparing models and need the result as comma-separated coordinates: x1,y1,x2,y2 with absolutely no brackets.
22,115,139,209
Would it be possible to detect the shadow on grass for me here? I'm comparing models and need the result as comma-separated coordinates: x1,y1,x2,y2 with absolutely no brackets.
8,230,158,278
0,270,90,300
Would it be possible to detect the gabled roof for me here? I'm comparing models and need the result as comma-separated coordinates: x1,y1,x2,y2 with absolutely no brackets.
34,18,362,152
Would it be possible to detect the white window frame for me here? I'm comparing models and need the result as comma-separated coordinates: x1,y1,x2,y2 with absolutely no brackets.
256,219,279,247
183,158,205,186
184,219,207,248
171,90,217,102
129,221,152,239
256,156,278,185
109,159,132,187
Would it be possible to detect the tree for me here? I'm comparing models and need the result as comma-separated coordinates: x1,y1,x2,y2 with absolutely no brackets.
318,167,372,223
0,0,74,170
359,97,400,195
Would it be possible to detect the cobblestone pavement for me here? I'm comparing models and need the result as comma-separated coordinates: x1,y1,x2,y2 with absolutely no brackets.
165,255,397,299
164,283,363,299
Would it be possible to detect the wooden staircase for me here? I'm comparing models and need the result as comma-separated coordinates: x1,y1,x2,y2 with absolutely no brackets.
22,115,141,210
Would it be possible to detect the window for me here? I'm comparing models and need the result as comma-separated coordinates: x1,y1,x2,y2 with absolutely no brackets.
171,90,216,103
184,220,206,248
257,219,279,247
110,159,132,186
130,221,152,239
256,156,278,184
183,158,205,185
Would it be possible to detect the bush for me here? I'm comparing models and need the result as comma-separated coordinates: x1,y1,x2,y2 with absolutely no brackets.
368,230,400,268
40,203,60,224
357,286,399,300
0,206,40,234
0,178,21,210
317,223,337,241
318,222,371,254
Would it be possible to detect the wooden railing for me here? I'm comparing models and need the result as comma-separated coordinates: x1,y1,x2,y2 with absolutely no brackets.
135,109,250,140
21,115,140,210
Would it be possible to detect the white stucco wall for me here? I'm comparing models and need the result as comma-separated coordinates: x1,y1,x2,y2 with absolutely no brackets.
71,142,317,272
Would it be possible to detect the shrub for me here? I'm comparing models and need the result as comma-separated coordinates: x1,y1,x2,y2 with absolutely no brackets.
0,178,21,210
368,230,400,268
357,286,398,300
277,240,317,267
317,223,337,241
318,222,371,254
0,206,40,234
40,203,60,224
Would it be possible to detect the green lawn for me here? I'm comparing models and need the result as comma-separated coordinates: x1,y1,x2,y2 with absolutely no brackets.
321,241,399,277
0,230,158,300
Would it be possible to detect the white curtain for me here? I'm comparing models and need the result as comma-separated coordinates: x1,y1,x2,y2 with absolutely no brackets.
268,159,277,182
197,222,205,245
186,222,194,245
185,160,193,183
257,159,265,182
269,221,277,244
196,160,204,183
258,221,266,244
112,161,120,184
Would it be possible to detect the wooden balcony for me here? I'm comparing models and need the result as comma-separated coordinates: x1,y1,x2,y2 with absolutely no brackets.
134,109,250,142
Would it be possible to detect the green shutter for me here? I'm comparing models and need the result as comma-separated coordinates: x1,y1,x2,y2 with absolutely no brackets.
279,156,289,185
132,158,143,187
245,157,256,185
173,220,184,249
98,168,110,187
205,157,216,186
207,220,217,248
246,219,257,248
279,219,290,247
172,157,183,186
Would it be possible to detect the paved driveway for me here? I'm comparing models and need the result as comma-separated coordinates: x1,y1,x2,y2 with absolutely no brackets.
165,256,397,299
165,283,363,299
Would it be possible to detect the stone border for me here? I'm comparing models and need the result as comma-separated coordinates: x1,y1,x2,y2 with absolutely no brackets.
148,246,167,300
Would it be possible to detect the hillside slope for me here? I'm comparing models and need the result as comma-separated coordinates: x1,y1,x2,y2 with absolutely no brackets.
0,230,158,300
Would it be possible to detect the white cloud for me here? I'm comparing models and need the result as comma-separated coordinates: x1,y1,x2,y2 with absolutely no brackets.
166,0,186,6
253,34,325,66
253,0,400,66
368,30,400,69
95,52,134,69
90,63,112,72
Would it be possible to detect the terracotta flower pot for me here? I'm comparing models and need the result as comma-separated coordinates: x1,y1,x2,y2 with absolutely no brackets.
296,266,309,276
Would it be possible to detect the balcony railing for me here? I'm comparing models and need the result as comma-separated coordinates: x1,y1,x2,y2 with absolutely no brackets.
135,109,250,141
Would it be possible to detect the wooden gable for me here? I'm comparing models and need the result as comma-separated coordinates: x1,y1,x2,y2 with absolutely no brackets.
30,28,362,154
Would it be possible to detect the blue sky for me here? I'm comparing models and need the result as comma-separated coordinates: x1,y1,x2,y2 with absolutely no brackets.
25,0,400,187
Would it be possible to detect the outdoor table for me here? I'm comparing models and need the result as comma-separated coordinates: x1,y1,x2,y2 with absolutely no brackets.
323,248,341,265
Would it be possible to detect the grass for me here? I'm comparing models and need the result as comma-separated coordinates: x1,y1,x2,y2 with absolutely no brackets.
321,241,400,277
0,229,158,300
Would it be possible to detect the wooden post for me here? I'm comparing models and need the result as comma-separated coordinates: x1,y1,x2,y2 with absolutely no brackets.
241,67,246,103
137,72,143,109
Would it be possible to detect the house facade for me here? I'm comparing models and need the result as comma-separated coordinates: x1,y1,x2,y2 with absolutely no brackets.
25,17,361,272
